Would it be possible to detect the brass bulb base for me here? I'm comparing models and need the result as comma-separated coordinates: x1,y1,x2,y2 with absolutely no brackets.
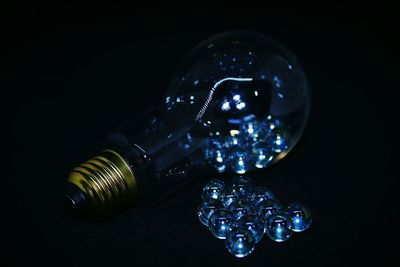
66,149,138,219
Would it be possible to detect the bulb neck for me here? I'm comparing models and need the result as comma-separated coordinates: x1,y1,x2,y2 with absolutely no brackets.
65,149,138,220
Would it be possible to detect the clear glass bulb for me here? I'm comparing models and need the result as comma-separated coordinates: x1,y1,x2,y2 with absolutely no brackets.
166,31,310,174
65,31,311,220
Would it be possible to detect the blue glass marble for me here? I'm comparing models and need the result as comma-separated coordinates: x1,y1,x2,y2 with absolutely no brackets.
208,209,237,239
197,199,224,226
286,202,312,232
226,135,245,148
205,139,228,172
229,176,255,196
240,119,268,142
229,150,252,174
228,199,253,220
225,228,255,258
237,214,265,243
252,141,274,168
249,186,275,207
264,211,294,242
201,179,225,202
270,128,289,153
219,186,241,208
255,199,282,220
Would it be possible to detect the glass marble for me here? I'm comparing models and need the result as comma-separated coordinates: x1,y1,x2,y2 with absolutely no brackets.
225,135,246,149
197,199,224,226
219,186,241,207
270,128,289,153
208,209,237,239
249,186,275,207
229,150,252,174
255,199,282,220
225,227,256,258
229,176,255,196
205,139,229,173
264,211,294,242
240,119,269,143
252,141,274,168
228,199,253,220
286,202,312,232
237,214,265,243
201,179,225,202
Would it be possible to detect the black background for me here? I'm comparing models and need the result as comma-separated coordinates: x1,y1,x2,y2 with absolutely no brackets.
4,6,399,266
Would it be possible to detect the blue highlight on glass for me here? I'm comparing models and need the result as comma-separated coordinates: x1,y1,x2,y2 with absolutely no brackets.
197,176,312,258
237,214,265,243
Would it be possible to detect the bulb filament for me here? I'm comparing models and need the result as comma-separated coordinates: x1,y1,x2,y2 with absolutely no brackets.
195,77,253,121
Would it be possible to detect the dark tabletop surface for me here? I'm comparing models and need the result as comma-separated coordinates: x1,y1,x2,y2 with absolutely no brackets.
4,6,398,266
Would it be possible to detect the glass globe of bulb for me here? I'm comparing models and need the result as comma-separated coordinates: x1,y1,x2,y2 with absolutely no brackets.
166,31,310,174
65,31,311,220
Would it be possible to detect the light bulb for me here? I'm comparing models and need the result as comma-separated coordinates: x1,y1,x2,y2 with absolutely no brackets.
64,31,310,220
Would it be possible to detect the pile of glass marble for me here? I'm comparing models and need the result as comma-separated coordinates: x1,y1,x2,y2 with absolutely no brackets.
204,116,290,175
197,176,312,258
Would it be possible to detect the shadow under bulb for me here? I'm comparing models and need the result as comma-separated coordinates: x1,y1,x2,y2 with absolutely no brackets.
64,31,311,220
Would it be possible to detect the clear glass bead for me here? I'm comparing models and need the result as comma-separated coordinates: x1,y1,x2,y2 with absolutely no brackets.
255,199,282,220
229,176,255,196
225,227,255,258
264,211,294,242
240,119,269,143
228,199,253,220
270,128,289,153
249,186,275,207
252,141,274,168
286,202,312,232
201,179,225,202
266,117,282,132
229,150,252,174
204,139,229,173
219,186,241,207
197,199,224,226
225,135,246,149
208,209,237,239
237,214,265,243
